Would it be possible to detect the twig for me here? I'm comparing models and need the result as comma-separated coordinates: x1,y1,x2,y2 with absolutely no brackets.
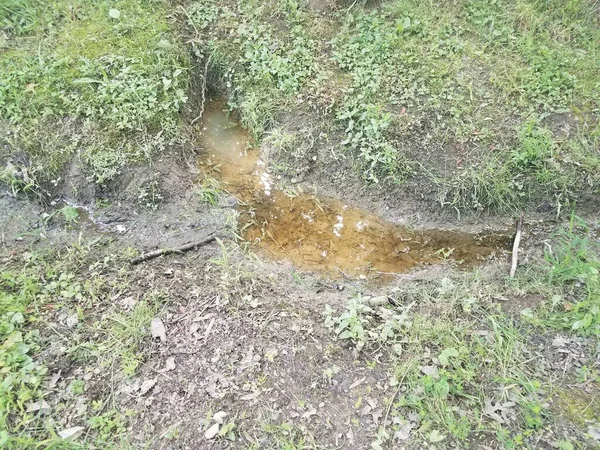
190,54,212,126
130,233,217,265
509,212,524,278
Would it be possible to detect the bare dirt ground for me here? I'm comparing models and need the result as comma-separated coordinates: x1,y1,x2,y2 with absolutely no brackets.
2,142,599,449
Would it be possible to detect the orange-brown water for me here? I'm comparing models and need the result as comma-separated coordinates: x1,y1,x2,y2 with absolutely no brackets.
197,101,511,278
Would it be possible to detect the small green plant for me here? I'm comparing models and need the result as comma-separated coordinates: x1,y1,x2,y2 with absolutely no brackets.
60,205,80,224
197,177,221,206
137,178,164,211
543,214,600,334
324,297,371,352
0,162,39,197
68,379,85,396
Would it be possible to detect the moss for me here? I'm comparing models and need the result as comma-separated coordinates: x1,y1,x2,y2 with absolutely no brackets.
553,386,600,427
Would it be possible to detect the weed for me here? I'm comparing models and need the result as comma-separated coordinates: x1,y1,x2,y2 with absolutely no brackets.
137,177,164,211
541,214,600,334
68,379,86,396
0,162,40,197
0,0,189,186
197,177,221,206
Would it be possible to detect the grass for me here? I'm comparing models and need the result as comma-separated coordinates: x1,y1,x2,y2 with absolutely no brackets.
191,0,600,214
0,239,161,447
325,248,598,448
1,0,188,186
1,0,599,448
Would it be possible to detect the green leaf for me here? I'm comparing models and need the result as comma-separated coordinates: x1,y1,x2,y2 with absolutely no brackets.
434,378,450,397
109,8,121,19
438,347,459,366
338,330,352,340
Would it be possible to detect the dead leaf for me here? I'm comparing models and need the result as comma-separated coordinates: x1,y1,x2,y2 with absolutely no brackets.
26,400,50,413
151,318,167,343
213,411,228,424
421,365,439,379
395,424,413,441
58,426,85,441
371,407,384,425
140,378,157,396
66,314,79,328
48,371,61,388
483,399,515,424
552,336,568,348
164,357,176,371
349,376,366,389
301,407,317,419
119,296,136,310
204,423,220,439
588,425,600,441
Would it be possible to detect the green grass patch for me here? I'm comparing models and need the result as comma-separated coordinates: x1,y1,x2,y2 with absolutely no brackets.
1,0,189,185
191,0,600,213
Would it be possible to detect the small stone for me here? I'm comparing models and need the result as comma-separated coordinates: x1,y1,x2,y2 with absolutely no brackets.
213,411,227,424
66,314,79,328
204,423,220,440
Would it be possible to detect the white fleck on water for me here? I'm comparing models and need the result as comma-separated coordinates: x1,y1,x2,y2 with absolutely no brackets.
260,171,272,196
333,215,344,237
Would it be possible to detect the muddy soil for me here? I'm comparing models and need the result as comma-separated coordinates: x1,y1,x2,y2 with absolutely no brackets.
2,94,599,450
2,136,598,449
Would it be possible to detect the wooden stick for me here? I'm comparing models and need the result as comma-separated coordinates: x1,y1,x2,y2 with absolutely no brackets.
130,234,217,265
509,213,524,278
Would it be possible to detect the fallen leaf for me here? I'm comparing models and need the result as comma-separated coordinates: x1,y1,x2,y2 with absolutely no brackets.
301,407,317,419
395,424,413,441
48,371,61,388
204,423,219,440
429,429,445,443
140,378,157,396
66,314,79,328
119,296,136,310
552,336,568,348
213,411,227,424
26,400,50,413
349,376,366,389
483,398,515,424
164,357,176,371
371,407,384,425
421,365,439,379
588,425,600,441
151,318,167,343
58,426,85,441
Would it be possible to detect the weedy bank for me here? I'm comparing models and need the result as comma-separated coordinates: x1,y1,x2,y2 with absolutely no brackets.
1,0,600,449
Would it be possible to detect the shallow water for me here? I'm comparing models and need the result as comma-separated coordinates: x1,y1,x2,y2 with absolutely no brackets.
197,100,511,278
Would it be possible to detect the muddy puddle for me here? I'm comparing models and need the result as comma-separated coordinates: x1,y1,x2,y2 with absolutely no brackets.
197,100,511,278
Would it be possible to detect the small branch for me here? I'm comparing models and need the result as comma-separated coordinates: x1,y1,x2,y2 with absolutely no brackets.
130,234,217,265
509,212,524,278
